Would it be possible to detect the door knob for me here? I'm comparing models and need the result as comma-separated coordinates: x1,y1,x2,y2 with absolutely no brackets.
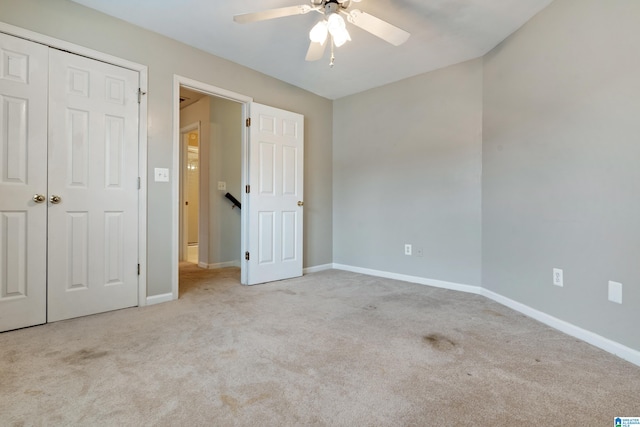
297,201,304,207
50,195,62,204
33,194,46,203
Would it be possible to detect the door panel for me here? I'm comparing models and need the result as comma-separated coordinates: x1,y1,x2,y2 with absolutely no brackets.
247,103,303,285
0,33,48,332
47,49,139,321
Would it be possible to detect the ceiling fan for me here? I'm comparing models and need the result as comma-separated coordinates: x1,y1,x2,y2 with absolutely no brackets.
233,0,410,66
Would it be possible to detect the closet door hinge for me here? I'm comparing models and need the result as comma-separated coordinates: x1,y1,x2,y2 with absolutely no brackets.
246,117,251,127
137,264,140,275
245,185,250,194
137,177,141,189
245,252,250,261
137,88,147,104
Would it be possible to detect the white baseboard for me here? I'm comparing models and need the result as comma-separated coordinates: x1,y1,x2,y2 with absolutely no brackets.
481,288,640,367
332,263,640,367
332,264,482,295
199,260,240,269
145,292,174,306
304,263,334,274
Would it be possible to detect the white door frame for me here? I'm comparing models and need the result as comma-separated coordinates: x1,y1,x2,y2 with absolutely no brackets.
172,76,252,299
179,122,200,262
0,21,149,307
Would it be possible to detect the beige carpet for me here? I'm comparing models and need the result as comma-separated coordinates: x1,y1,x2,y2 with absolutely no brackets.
1,264,639,426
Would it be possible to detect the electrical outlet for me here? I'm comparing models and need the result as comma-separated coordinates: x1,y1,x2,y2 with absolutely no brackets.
217,181,226,191
415,247,423,257
553,268,563,287
608,281,622,304
404,244,412,256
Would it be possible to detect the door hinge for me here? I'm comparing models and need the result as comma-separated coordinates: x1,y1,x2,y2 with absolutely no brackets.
137,177,141,189
246,117,251,127
245,251,250,261
245,185,250,194
137,88,147,104
137,264,140,275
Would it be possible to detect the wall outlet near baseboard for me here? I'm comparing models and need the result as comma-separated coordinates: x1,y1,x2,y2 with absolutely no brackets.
553,268,563,287
404,244,412,256
608,281,622,304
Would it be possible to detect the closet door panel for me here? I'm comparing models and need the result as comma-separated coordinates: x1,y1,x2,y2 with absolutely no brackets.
47,49,139,322
0,33,48,332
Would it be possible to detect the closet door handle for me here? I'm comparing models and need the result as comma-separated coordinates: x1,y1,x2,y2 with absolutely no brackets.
33,194,46,203
50,195,62,204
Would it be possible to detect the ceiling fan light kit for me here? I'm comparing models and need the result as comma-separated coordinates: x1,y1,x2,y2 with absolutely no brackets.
309,20,329,44
326,14,351,47
233,0,409,66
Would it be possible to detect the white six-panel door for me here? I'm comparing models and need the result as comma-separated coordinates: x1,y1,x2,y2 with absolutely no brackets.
0,33,48,332
247,103,304,285
47,49,139,322
0,33,139,332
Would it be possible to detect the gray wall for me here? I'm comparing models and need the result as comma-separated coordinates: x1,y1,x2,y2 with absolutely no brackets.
210,96,242,265
0,0,334,296
333,59,483,286
483,0,640,350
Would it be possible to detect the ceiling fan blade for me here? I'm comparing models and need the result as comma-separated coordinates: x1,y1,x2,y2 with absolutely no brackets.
346,9,410,46
234,5,313,24
305,40,327,61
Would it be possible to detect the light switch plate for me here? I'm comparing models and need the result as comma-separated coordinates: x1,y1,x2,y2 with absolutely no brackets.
218,181,226,191
154,168,169,182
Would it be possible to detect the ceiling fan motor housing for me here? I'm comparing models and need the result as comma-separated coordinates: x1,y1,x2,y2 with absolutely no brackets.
311,0,351,14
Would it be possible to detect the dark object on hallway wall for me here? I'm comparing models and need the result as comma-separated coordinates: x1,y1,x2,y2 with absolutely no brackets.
225,192,241,209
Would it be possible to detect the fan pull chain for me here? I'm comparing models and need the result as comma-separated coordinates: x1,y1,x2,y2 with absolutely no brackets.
330,36,336,67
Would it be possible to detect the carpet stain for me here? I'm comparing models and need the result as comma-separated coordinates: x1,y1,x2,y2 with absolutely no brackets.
221,394,240,413
246,393,271,405
364,305,377,310
483,309,504,317
220,393,270,414
62,349,109,364
5,350,18,363
423,333,456,351
220,349,238,359
44,351,61,358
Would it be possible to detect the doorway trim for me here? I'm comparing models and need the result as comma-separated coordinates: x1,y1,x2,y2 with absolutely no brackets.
172,75,253,299
0,21,149,307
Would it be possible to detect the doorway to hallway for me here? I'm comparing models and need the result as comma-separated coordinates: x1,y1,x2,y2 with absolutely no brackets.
177,85,243,289
173,76,305,297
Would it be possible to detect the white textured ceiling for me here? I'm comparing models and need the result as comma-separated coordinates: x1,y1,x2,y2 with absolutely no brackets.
70,0,553,99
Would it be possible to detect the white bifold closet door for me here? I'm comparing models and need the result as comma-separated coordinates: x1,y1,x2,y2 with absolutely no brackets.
0,33,140,332
0,33,48,332
47,48,139,322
